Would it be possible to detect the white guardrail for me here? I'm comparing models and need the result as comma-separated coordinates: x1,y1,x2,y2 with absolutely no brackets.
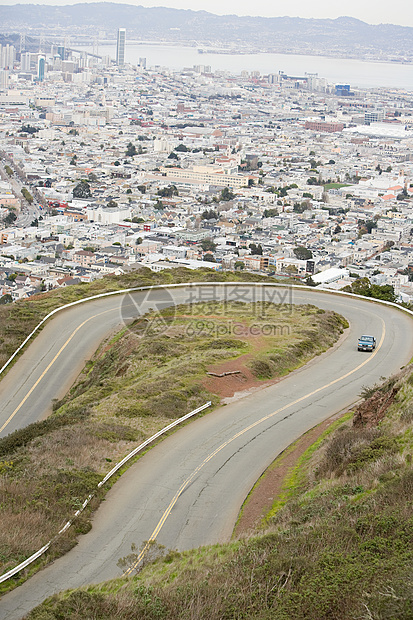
0,401,211,584
1,280,413,584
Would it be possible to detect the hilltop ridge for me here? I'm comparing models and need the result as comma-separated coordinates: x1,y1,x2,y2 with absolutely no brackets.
0,4,412,60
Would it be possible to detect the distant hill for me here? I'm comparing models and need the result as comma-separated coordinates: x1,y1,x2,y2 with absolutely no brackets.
0,4,412,59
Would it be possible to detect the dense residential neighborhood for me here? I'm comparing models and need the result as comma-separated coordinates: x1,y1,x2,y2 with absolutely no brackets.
1,42,413,304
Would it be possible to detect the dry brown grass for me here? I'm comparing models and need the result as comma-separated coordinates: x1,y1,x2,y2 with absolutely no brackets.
25,426,134,477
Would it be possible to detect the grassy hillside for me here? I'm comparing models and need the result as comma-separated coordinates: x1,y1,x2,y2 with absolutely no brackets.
0,298,346,589
26,367,413,620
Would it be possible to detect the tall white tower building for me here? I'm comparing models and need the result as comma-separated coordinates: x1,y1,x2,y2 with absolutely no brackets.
116,28,126,66
0,44,15,70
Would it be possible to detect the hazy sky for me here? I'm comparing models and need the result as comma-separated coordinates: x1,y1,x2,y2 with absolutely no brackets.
4,0,412,28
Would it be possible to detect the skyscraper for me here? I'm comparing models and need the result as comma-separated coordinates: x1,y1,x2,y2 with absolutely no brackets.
0,70,9,90
0,44,15,70
37,56,45,82
21,51,31,72
116,28,126,66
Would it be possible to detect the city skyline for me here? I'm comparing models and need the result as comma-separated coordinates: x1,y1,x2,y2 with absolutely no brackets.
0,0,412,28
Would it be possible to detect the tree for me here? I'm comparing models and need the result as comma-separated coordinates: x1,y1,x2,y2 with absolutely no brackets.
307,177,319,186
293,246,312,260
4,165,13,177
72,181,91,199
201,238,217,252
21,188,34,204
365,220,377,233
343,278,396,303
249,243,263,255
397,189,408,201
107,200,118,208
0,294,12,305
20,124,39,135
263,208,278,218
293,202,307,214
157,185,178,198
125,142,137,157
201,209,219,220
175,143,188,152
3,211,17,226
88,172,98,183
126,188,132,194
168,152,179,160
203,253,216,262
234,261,245,270
358,219,377,236
220,187,235,201
137,185,146,194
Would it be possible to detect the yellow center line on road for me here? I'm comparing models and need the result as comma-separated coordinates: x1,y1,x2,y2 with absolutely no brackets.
124,318,386,575
0,307,116,434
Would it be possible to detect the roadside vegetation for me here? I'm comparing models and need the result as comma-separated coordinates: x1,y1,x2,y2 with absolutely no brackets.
342,276,397,303
27,366,413,620
0,297,346,587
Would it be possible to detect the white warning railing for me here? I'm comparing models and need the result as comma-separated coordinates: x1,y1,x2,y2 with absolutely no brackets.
0,401,211,584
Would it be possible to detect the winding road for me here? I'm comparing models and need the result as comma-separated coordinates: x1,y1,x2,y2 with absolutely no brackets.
1,283,413,619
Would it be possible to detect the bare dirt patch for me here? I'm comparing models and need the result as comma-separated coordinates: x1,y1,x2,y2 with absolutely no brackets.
203,336,280,398
203,356,281,399
353,382,400,428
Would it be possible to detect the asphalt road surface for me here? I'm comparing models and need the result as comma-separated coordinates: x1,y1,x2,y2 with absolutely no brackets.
1,284,413,619
0,160,42,227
